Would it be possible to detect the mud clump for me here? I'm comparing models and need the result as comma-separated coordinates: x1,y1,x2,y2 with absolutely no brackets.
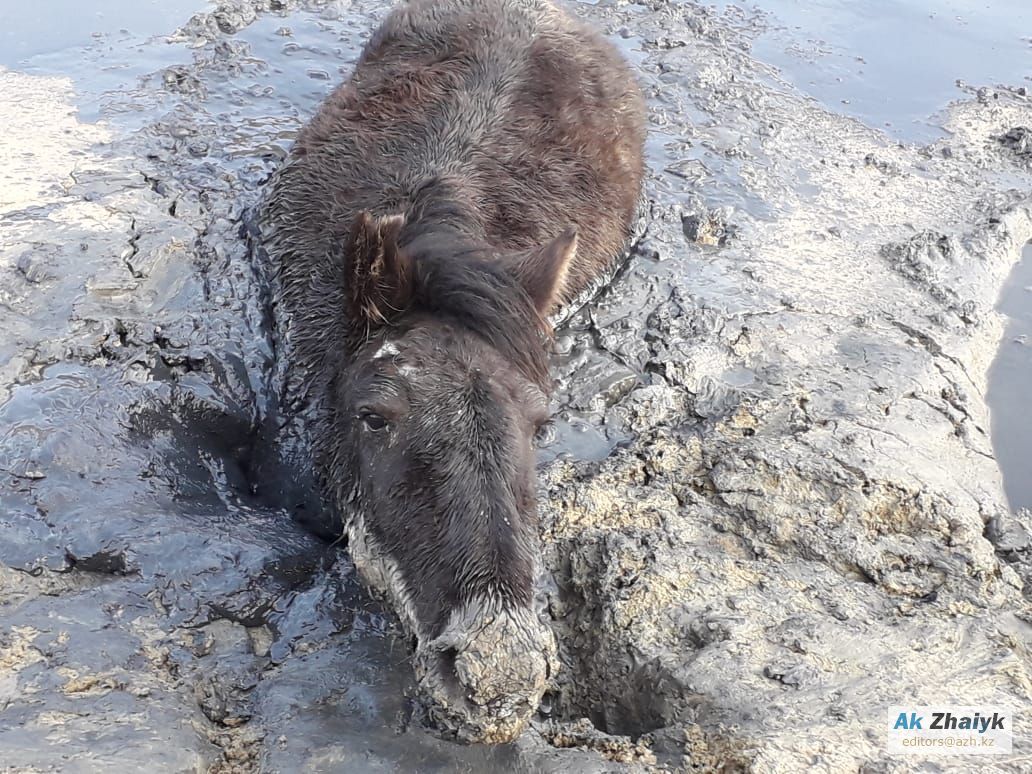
542,718,657,766
998,126,1032,164
881,230,980,323
681,207,735,247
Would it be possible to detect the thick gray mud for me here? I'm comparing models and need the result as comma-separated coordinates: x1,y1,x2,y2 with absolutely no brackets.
1,0,1031,772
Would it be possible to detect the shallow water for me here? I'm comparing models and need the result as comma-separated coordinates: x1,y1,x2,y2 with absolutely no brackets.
743,0,1032,142
0,0,201,64
0,0,201,125
1,0,1030,770
988,242,1032,512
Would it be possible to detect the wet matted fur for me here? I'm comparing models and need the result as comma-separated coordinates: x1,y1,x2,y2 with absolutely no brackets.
261,0,645,744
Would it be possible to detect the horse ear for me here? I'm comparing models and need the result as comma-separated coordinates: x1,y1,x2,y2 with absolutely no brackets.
343,211,411,325
509,226,578,315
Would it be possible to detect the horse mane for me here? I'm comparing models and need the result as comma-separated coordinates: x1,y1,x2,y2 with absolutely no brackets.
392,227,553,390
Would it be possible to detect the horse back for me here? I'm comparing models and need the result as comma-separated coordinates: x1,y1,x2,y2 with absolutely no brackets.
286,0,646,305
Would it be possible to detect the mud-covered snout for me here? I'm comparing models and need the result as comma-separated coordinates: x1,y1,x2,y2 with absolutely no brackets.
413,600,559,744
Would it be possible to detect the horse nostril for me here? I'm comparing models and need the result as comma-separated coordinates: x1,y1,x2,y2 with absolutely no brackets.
436,647,462,687
438,646,457,670
413,608,558,743
433,645,477,707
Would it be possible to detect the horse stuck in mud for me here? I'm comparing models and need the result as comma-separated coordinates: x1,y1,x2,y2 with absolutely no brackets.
261,0,645,743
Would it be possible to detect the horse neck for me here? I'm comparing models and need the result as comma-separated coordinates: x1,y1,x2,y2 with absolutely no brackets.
402,175,487,248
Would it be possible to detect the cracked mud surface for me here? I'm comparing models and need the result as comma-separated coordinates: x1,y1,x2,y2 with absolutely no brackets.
1,0,1031,771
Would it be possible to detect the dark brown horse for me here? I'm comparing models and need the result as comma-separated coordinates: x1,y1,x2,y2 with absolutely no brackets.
261,0,644,743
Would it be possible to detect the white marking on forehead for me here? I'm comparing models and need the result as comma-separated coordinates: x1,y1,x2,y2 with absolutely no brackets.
372,338,423,379
374,340,400,360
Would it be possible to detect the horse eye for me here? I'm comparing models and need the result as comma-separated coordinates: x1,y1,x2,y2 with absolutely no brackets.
360,412,388,431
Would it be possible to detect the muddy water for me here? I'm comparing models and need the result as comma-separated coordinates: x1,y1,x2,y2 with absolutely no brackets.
989,242,1032,511
0,0,199,64
0,0,202,126
744,0,1032,141
1,0,1030,770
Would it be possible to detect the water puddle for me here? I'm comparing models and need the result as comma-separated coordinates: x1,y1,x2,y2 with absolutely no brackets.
741,0,1032,142
0,0,202,65
0,0,202,126
987,241,1032,512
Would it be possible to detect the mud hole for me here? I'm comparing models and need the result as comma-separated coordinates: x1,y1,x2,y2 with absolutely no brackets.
2,0,1031,771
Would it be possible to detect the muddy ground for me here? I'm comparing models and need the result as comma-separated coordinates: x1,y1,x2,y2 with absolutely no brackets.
1,0,1030,771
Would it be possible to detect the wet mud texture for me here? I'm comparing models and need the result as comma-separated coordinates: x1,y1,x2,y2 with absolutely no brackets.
1,0,1031,772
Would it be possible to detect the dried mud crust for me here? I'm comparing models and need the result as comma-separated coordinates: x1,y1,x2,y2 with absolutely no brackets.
0,0,1031,772
541,718,659,766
